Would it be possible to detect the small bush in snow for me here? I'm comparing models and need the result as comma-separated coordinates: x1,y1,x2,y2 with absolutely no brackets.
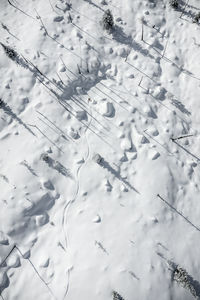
102,9,114,32
169,0,178,9
173,266,197,298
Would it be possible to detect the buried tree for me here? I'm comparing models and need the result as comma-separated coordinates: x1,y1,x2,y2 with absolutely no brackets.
173,266,198,298
169,0,178,9
0,43,19,62
113,291,125,300
102,9,114,32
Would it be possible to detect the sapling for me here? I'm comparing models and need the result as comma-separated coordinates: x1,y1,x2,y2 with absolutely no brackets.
93,153,103,164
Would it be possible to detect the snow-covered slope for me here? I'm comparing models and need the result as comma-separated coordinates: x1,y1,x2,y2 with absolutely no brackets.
1,0,200,299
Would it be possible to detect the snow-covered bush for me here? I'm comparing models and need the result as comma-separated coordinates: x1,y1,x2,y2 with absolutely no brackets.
169,0,178,9
173,266,197,298
41,153,49,163
102,9,114,32
93,153,103,164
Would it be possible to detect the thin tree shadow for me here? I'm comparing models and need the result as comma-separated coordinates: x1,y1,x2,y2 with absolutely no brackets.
129,270,140,281
43,87,115,150
178,0,199,21
172,139,200,162
160,53,200,82
147,90,190,125
126,61,156,83
41,153,73,179
7,0,35,19
23,56,115,150
83,0,105,11
99,158,140,194
178,0,200,11
36,110,73,142
170,98,191,116
1,23,20,41
28,123,64,153
15,245,56,299
59,56,129,124
20,160,38,177
70,6,98,24
95,240,109,255
72,23,101,44
143,39,164,57
111,25,155,60
157,194,200,233
144,129,172,155
0,99,36,136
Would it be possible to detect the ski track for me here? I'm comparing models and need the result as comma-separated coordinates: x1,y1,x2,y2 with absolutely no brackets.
62,104,92,299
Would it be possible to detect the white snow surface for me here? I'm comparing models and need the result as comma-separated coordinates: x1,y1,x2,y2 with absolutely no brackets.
0,0,200,299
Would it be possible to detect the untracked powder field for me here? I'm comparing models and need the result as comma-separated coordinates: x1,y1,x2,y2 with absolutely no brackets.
0,0,200,299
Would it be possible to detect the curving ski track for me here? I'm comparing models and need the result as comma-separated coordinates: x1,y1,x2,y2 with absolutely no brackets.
62,105,92,299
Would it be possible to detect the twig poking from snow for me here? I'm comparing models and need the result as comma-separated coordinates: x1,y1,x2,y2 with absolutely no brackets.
77,64,81,74
157,194,200,233
162,38,169,58
171,134,194,141
141,21,144,41
95,240,109,255
68,13,73,23
138,76,143,87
